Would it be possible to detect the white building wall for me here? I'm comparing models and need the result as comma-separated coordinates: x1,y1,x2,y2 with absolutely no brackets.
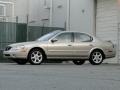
0,0,49,24
28,0,67,27
0,0,95,31
96,0,119,63
69,0,95,34
28,0,50,26
52,0,67,28
0,0,95,30
14,0,28,23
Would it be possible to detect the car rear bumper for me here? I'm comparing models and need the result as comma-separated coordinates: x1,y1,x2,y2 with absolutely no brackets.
105,49,116,59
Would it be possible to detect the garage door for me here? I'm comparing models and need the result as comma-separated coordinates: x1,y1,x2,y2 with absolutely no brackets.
96,0,118,63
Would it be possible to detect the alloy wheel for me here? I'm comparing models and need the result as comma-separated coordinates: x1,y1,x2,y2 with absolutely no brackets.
29,49,44,65
89,50,103,65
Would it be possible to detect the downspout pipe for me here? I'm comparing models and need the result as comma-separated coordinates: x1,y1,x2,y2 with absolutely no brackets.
49,0,53,27
66,0,70,31
26,0,30,41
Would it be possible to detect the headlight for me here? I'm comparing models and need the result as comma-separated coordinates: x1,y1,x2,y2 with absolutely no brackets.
11,45,27,52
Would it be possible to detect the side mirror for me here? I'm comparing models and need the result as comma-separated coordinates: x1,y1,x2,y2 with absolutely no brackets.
51,38,58,43
90,37,93,41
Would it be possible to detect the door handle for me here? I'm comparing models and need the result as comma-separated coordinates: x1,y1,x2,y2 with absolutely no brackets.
68,45,72,46
89,44,93,46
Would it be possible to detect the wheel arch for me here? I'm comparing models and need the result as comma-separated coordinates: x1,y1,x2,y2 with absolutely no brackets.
89,48,105,59
27,47,47,60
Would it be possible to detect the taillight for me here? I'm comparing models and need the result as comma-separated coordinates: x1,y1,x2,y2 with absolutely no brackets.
106,40,115,48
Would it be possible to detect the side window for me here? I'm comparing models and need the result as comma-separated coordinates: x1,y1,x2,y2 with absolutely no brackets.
75,33,93,42
55,33,72,43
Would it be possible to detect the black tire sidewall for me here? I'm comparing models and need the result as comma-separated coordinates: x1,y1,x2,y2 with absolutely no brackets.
73,60,85,65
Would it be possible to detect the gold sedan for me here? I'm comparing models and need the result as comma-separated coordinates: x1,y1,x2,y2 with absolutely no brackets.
3,30,116,65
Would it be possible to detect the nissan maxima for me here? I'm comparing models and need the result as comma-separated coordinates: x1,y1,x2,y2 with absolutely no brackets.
3,30,116,65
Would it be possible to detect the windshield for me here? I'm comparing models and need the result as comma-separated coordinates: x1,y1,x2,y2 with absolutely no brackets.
37,30,61,41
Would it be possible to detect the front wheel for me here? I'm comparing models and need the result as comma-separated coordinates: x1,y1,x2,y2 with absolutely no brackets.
73,60,86,65
89,50,104,65
28,49,44,65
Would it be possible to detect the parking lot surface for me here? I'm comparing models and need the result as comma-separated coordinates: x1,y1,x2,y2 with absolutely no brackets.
0,63,120,90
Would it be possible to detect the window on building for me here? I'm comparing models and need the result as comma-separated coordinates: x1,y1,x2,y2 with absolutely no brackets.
0,4,5,16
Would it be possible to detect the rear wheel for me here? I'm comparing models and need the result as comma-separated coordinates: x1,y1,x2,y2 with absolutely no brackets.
13,59,28,65
89,50,104,65
73,60,85,65
28,48,44,65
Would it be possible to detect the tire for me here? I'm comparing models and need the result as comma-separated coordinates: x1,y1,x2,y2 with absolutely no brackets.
28,48,44,65
13,59,28,65
89,50,104,65
73,60,85,65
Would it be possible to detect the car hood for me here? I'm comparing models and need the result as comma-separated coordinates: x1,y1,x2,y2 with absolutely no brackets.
9,41,47,47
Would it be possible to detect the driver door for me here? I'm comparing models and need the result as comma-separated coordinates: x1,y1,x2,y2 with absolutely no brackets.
47,32,74,58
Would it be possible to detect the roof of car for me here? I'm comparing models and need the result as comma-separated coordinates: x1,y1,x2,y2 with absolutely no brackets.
56,30,93,36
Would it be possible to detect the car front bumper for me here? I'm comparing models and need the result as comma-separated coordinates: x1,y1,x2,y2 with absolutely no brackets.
3,50,28,59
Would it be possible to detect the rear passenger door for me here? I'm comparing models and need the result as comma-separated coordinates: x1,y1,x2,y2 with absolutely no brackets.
73,33,93,57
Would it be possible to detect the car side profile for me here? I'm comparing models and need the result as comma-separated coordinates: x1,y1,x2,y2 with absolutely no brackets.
3,30,116,65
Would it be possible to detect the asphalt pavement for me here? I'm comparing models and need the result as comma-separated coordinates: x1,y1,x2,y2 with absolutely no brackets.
0,63,120,90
